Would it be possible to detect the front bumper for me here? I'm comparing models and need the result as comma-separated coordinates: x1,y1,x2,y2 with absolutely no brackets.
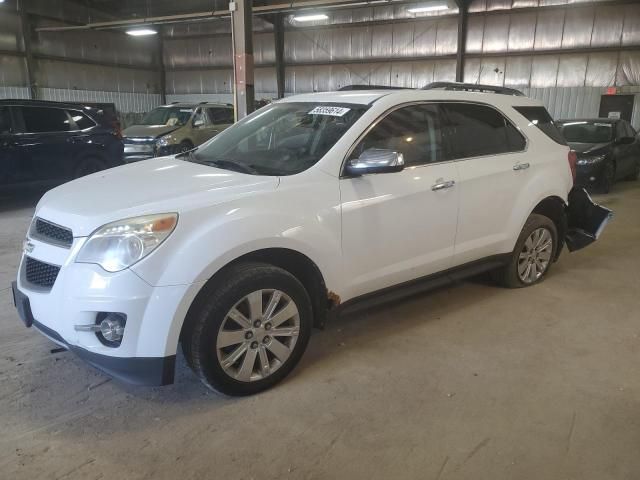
12,236,194,386
575,162,606,187
12,280,175,385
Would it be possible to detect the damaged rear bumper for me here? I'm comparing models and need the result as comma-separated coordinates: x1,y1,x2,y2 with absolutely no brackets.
565,187,613,252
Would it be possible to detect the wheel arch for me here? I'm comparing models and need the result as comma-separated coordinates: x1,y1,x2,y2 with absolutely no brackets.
179,247,334,347
530,195,567,261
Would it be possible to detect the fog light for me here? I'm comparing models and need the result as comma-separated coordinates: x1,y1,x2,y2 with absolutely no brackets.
96,312,126,347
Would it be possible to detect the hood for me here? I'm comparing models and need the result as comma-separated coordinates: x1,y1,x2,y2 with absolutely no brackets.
35,157,279,237
568,141,612,155
123,124,181,139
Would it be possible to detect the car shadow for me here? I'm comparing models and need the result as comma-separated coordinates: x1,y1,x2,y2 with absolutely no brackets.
0,184,53,213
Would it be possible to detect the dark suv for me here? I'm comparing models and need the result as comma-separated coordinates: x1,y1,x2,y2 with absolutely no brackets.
0,100,124,187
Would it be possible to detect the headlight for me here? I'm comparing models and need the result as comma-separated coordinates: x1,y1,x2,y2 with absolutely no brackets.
76,214,178,272
576,154,606,165
156,135,172,148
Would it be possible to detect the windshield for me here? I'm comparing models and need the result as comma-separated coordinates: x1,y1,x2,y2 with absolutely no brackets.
187,102,369,176
558,121,614,144
139,106,194,127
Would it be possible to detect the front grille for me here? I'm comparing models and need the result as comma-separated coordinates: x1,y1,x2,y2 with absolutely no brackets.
25,257,61,289
30,218,73,248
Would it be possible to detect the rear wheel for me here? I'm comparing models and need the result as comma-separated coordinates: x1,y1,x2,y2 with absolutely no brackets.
625,159,640,181
493,214,557,288
182,262,312,396
73,156,107,179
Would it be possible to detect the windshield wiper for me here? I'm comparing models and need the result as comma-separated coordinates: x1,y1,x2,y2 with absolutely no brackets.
201,159,260,175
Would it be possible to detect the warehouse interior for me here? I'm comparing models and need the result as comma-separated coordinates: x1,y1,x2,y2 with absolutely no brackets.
1,0,640,479
2,0,640,125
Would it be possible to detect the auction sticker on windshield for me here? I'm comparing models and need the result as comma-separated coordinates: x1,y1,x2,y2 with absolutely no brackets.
309,106,351,117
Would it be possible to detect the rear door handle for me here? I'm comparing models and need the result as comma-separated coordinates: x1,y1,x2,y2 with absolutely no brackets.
431,179,456,191
513,162,530,171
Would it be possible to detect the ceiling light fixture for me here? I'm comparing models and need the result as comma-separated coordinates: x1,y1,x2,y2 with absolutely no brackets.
407,2,450,13
292,13,329,22
126,28,158,36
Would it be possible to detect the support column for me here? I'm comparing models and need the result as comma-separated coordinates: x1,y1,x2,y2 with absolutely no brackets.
230,0,254,120
19,1,38,99
274,13,285,99
158,28,167,105
455,1,468,83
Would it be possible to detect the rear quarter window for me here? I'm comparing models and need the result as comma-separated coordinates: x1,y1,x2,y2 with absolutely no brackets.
67,110,96,130
513,106,567,145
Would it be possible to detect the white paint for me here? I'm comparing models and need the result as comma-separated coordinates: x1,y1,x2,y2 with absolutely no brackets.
15,88,572,364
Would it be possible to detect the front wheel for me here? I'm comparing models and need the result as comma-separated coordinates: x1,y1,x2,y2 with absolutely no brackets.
182,262,312,396
178,141,194,154
493,214,557,288
600,160,615,193
625,159,640,181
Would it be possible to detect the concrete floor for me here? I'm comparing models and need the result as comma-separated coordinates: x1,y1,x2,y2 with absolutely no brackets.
0,181,639,480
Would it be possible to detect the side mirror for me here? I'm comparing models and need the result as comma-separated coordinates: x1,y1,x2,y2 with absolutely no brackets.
193,119,205,128
616,136,635,145
345,148,405,176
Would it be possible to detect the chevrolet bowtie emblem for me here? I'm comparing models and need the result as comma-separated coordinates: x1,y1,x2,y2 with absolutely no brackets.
23,240,35,255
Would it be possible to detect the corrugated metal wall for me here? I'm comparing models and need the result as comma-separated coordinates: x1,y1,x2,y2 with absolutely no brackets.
0,7,160,113
1,0,639,122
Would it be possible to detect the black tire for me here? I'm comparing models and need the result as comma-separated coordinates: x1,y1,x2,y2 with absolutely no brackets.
600,160,615,193
625,159,640,181
73,156,107,179
182,262,312,396
178,140,194,154
492,213,557,289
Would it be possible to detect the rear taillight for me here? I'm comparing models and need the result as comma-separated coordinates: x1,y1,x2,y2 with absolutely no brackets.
568,150,577,184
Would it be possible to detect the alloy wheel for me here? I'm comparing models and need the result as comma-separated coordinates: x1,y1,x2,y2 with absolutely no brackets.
216,289,300,382
517,227,553,284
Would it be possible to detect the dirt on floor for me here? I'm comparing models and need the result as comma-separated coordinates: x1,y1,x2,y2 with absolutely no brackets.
0,181,639,480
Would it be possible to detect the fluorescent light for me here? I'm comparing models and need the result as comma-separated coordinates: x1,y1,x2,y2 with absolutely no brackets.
292,14,328,22
126,28,158,36
407,3,450,13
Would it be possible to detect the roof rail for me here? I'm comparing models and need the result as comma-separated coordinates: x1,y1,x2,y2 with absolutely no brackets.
422,82,525,96
338,85,412,91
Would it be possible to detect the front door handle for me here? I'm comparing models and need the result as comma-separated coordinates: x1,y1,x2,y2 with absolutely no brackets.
431,179,456,191
513,162,530,171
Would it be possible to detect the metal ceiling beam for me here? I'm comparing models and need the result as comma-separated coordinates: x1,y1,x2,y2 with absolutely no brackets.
157,27,167,104
273,13,286,99
19,1,38,99
231,0,255,120
34,0,435,32
455,0,467,82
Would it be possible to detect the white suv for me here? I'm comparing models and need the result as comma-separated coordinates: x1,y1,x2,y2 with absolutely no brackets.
12,84,611,396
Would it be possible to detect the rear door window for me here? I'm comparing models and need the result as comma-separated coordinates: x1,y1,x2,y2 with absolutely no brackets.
443,103,526,159
21,107,71,133
513,106,566,145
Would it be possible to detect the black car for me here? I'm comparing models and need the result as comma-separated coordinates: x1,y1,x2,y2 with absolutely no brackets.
557,118,640,193
0,100,124,187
